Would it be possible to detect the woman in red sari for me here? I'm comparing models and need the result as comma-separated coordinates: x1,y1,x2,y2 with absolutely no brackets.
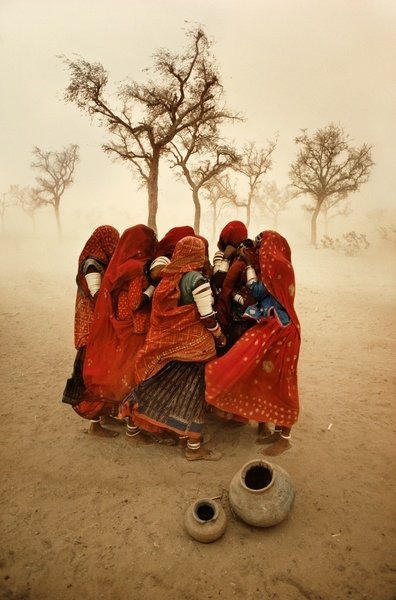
62,225,120,421
205,230,301,456
121,236,226,460
73,224,157,436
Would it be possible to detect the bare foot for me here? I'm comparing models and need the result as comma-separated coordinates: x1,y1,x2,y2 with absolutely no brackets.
87,422,119,438
256,430,281,445
262,437,291,456
258,422,272,435
256,422,272,443
185,447,222,461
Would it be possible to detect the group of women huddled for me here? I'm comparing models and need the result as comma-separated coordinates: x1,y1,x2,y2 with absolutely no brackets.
62,220,301,460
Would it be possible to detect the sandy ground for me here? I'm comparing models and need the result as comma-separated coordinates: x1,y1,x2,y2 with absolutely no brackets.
1,236,395,600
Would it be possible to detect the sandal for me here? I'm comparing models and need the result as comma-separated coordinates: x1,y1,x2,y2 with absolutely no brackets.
185,448,222,461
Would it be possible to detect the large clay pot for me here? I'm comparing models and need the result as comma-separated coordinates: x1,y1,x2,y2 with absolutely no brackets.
229,459,294,527
184,498,227,543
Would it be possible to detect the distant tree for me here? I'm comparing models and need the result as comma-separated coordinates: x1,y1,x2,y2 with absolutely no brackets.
202,174,237,242
168,127,239,232
30,144,79,236
254,180,294,229
289,124,374,246
0,190,15,235
230,140,276,228
9,185,39,230
61,27,240,233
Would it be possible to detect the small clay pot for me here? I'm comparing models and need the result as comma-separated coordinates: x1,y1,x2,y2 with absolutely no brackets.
184,498,227,543
229,459,294,527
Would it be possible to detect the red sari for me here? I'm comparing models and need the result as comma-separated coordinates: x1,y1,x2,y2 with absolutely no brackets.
74,225,157,419
205,231,301,428
74,225,120,349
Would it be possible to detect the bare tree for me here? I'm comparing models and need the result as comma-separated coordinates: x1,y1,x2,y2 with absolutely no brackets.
202,174,237,242
30,144,79,236
289,124,374,246
230,140,276,228
9,185,39,230
168,126,239,232
254,180,294,229
0,190,15,235
61,28,240,233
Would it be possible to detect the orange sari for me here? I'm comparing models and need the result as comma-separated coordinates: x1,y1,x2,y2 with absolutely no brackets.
134,236,216,383
205,231,301,428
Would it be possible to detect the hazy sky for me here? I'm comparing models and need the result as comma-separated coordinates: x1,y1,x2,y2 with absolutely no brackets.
1,0,395,239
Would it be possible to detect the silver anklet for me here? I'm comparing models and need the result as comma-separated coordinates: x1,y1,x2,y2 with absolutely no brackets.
126,425,140,437
187,440,201,450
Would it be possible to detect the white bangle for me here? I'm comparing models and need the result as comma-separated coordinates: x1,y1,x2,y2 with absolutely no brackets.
246,266,257,284
233,293,244,305
85,272,101,296
207,322,222,338
192,282,215,319
143,284,155,299
218,258,230,273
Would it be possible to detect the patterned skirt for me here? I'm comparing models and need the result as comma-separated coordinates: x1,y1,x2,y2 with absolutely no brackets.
124,361,206,439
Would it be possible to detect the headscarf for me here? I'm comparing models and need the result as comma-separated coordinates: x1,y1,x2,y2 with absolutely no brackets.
76,225,120,296
218,221,248,249
195,234,209,257
104,224,157,305
258,230,300,332
154,225,195,259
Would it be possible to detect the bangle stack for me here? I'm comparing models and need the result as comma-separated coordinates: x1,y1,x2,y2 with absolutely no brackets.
207,322,222,338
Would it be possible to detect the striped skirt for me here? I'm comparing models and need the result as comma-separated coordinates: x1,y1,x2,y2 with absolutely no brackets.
124,361,206,439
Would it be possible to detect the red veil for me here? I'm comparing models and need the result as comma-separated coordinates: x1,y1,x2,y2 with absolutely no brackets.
218,221,248,248
75,225,157,418
154,225,195,258
205,231,301,428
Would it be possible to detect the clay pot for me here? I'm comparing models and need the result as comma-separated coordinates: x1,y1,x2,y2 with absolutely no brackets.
184,498,227,543
229,459,294,527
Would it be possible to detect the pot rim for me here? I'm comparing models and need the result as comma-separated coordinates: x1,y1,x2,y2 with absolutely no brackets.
239,459,275,493
192,498,220,523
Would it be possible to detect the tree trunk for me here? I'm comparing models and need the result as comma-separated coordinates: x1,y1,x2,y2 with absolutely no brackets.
147,150,160,233
192,188,201,234
310,200,322,246
246,203,251,230
212,205,217,243
323,210,329,236
54,202,62,237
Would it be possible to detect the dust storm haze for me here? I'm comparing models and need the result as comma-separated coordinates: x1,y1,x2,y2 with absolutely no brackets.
1,2,396,600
